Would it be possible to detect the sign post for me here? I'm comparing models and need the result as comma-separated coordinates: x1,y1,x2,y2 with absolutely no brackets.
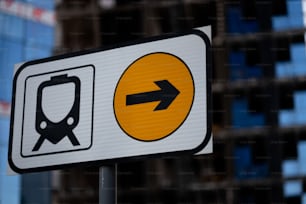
99,165,117,204
8,26,212,174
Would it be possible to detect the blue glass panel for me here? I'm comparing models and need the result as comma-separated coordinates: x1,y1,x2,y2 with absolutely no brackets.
234,145,268,179
279,110,296,126
287,0,303,18
290,44,306,63
282,160,300,178
232,99,265,128
234,145,251,179
280,91,306,126
242,21,259,34
234,146,252,167
284,180,302,197
229,51,262,80
226,7,242,34
279,91,306,126
0,38,23,102
275,62,294,78
272,0,304,31
232,99,248,127
298,141,306,174
290,44,306,76
294,92,306,110
24,44,52,61
294,61,306,76
229,52,245,80
2,14,25,40
289,15,303,28
0,37,4,94
226,6,258,34
0,146,20,204
246,66,262,78
0,116,9,145
272,16,290,31
275,43,306,78
302,194,306,204
0,117,20,204
0,13,5,35
26,20,54,47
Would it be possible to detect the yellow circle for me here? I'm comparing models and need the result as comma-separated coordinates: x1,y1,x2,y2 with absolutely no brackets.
114,52,194,141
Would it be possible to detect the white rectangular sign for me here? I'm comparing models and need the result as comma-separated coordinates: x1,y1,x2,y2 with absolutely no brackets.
9,28,212,173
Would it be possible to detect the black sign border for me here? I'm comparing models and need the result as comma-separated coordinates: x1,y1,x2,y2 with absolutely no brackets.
8,29,212,173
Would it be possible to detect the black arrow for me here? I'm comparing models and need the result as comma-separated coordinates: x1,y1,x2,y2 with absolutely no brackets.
126,80,180,111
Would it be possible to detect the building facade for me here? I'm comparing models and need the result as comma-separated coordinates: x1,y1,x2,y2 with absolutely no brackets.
0,0,55,203
55,0,306,203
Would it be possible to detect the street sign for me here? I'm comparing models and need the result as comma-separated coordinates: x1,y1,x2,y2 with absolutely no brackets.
9,27,212,173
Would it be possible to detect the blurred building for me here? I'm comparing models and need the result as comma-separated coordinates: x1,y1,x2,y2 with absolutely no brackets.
1,0,305,203
0,0,55,203
54,0,306,203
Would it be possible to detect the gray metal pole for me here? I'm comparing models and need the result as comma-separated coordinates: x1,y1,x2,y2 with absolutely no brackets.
99,164,117,204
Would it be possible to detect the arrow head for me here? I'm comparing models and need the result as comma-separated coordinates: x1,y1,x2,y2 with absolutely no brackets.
154,80,180,111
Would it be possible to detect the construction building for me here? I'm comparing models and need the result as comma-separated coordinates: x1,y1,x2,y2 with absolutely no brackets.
1,0,306,203
53,0,306,203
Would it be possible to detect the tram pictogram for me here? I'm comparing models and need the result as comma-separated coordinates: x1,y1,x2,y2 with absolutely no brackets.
33,74,81,151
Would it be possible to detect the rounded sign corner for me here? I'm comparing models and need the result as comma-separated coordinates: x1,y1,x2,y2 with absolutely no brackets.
13,61,34,82
190,127,212,155
8,155,23,174
191,29,212,50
